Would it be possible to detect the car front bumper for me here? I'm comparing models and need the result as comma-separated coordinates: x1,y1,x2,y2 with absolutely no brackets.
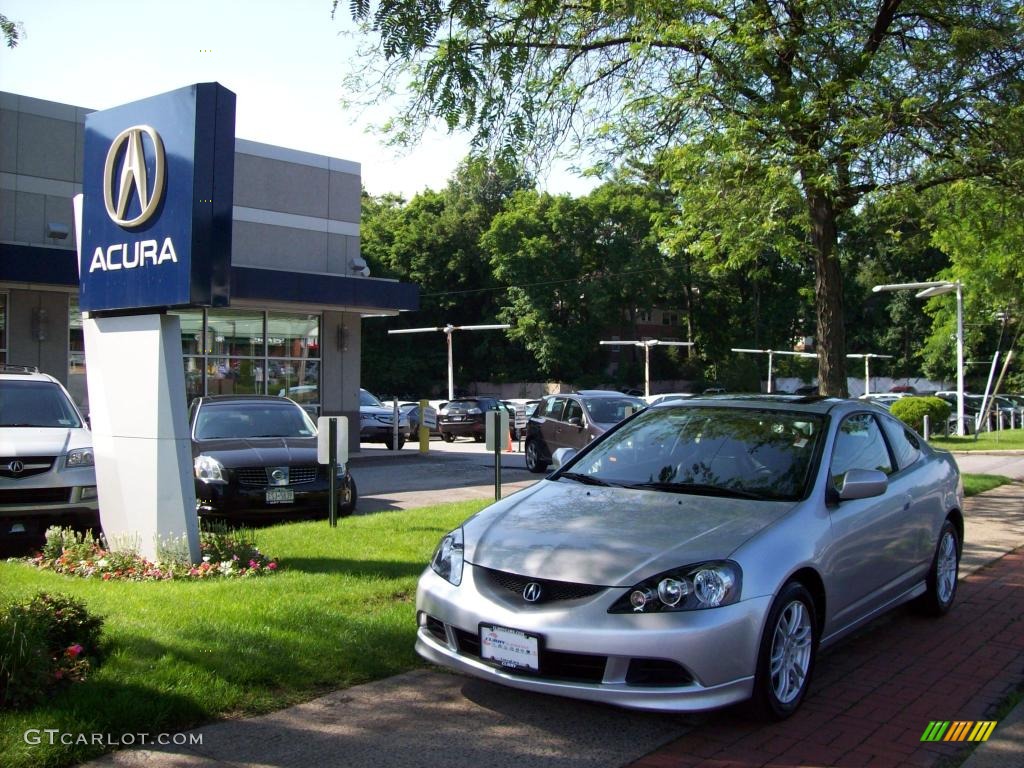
195,476,352,517
415,563,770,712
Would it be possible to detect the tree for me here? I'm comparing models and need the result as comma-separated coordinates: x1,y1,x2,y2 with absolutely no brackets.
339,1,1023,395
0,13,22,48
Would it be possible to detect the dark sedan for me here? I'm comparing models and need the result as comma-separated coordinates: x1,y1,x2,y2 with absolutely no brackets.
190,395,356,520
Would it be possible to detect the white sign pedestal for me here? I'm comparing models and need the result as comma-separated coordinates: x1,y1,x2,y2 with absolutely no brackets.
83,313,200,563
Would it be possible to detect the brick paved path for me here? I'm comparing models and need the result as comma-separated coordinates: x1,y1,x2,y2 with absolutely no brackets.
631,549,1024,768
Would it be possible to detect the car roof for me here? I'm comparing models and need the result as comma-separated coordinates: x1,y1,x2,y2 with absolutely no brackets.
196,395,296,406
649,393,862,416
0,365,59,383
571,390,645,399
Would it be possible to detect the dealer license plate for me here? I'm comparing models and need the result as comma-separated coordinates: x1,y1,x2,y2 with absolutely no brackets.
265,488,294,504
479,624,540,672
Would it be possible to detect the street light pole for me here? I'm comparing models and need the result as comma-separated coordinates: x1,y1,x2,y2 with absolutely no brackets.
872,280,965,436
846,353,893,396
731,348,817,393
599,339,694,397
388,324,511,401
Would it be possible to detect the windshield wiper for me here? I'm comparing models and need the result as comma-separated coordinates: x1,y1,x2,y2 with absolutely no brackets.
628,482,771,500
558,472,614,487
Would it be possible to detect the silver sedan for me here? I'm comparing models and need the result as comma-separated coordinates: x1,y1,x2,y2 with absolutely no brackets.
415,396,963,718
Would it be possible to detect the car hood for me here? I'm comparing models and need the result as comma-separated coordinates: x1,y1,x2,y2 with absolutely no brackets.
464,479,796,587
0,426,91,456
360,406,408,422
192,437,317,466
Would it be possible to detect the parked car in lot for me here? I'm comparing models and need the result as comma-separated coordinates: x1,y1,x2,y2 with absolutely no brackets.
359,389,410,450
190,395,356,520
416,395,963,717
398,401,440,438
437,396,508,442
645,392,697,406
524,390,646,473
0,366,99,548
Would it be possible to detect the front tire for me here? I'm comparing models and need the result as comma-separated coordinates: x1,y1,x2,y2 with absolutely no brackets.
441,432,455,443
384,434,406,450
525,440,549,474
337,476,357,518
916,519,959,616
751,581,817,720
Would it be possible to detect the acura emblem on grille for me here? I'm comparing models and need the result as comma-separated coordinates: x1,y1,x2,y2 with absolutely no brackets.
523,582,542,602
8,460,24,475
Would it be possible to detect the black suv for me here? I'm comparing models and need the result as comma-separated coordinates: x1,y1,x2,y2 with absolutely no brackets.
437,396,508,442
524,390,645,473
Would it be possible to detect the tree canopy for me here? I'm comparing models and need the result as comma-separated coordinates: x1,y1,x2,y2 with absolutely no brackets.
339,0,1024,395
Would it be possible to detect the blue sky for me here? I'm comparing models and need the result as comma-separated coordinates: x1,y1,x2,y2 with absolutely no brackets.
0,0,595,198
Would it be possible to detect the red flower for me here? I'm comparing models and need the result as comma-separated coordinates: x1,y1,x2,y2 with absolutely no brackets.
66,644,84,659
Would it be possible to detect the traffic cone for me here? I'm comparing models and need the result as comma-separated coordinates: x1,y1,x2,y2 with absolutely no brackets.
506,429,513,452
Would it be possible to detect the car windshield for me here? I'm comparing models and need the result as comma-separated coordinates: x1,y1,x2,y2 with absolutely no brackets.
360,390,384,408
583,397,644,424
0,380,82,428
563,405,824,502
194,402,316,440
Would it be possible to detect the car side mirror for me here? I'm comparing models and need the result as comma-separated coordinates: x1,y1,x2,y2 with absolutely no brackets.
838,468,888,501
568,416,584,428
552,447,577,469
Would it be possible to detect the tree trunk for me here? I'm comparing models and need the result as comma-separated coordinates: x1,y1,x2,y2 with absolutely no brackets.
807,192,848,397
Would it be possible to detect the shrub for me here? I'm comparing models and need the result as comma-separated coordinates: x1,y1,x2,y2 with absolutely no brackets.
890,396,952,434
0,592,103,709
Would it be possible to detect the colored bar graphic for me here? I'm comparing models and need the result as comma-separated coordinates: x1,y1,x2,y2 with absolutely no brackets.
921,721,998,742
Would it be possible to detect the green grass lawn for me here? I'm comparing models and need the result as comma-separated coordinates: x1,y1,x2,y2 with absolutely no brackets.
1,473,1017,767
0,500,485,768
931,428,1024,451
962,473,1014,496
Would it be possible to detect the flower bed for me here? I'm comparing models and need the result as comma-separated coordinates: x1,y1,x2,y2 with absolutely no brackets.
28,526,279,581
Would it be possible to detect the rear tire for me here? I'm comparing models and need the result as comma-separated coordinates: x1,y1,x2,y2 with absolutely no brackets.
442,432,455,443
384,435,406,450
915,519,959,616
750,581,818,720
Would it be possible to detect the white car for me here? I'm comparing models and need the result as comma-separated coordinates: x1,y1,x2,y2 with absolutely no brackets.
0,366,99,547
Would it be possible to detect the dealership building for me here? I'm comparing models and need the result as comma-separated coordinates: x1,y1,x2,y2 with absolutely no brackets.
0,90,418,450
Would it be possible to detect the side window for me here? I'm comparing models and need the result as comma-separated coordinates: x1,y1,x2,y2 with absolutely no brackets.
830,413,894,490
543,397,567,420
564,400,584,424
880,415,922,470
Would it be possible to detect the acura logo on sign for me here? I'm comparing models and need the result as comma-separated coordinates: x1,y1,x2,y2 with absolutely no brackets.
523,582,542,603
103,125,166,228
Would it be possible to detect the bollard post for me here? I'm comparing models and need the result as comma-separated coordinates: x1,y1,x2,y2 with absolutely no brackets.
419,399,429,453
392,398,400,451
923,414,930,441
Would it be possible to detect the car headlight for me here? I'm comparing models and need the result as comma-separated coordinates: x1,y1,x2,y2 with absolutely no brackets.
468,407,482,415
430,527,464,586
194,455,226,483
336,462,348,477
609,561,742,613
66,448,94,467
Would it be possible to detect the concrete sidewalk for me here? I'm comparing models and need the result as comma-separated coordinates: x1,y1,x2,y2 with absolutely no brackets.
85,484,1024,768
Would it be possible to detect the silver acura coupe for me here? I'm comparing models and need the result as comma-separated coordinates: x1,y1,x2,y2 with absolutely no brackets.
415,396,963,718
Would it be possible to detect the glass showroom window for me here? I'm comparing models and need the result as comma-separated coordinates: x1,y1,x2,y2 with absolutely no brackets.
0,292,7,365
169,309,321,414
68,296,87,409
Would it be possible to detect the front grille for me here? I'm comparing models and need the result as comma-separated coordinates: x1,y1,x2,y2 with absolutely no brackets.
0,488,71,504
452,627,607,683
236,466,319,486
424,615,448,644
0,456,55,479
478,567,605,603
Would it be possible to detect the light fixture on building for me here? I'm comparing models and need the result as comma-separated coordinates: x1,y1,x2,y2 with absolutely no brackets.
350,255,370,277
46,222,70,240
